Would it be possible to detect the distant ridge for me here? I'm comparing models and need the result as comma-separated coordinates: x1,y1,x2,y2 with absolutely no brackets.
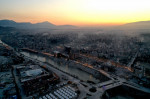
0,19,77,29
118,21,150,30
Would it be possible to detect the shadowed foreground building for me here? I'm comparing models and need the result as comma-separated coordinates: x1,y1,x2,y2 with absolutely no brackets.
16,65,60,96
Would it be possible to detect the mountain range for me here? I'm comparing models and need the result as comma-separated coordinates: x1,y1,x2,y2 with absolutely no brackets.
0,20,77,29
0,19,150,30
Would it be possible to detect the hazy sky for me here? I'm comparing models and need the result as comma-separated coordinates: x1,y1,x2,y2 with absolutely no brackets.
0,0,150,26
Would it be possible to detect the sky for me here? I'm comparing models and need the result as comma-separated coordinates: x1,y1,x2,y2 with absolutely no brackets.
0,0,150,26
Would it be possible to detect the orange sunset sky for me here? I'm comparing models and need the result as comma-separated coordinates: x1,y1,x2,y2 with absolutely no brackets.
0,0,150,26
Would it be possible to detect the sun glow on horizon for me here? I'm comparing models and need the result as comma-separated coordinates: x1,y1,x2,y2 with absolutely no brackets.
0,0,150,26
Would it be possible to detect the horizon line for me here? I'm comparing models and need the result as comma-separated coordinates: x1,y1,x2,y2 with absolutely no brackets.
0,19,150,27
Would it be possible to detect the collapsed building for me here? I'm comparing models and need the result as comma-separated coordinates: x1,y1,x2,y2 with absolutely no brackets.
16,65,60,96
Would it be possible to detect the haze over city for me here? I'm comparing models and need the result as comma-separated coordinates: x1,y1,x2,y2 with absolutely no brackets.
0,0,150,99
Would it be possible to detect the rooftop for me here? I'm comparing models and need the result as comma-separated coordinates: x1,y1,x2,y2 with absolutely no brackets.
21,68,43,77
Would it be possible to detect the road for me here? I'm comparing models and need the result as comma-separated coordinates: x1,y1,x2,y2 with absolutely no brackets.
127,50,139,68
80,53,132,71
12,65,26,99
